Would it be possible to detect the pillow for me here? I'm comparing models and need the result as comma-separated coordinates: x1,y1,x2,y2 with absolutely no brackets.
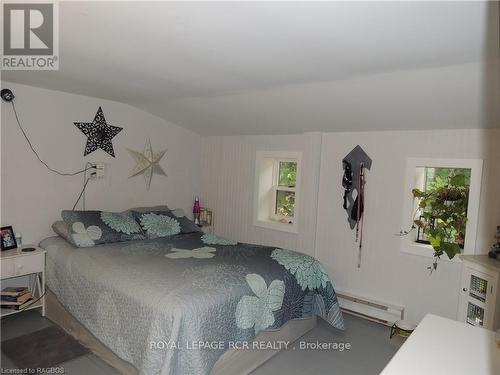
169,208,202,233
175,215,202,234
52,221,72,242
171,208,186,217
61,210,145,247
132,210,182,239
132,209,202,236
124,205,170,213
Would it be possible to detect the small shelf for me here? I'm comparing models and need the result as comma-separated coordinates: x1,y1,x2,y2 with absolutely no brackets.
1,301,42,318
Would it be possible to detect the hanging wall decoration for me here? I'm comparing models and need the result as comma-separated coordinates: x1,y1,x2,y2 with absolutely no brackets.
127,138,167,191
341,145,372,268
74,107,123,157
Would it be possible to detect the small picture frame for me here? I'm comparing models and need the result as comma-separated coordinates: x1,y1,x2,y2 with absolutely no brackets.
1,226,17,251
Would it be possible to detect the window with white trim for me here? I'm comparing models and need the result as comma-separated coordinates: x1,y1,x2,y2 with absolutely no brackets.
414,167,471,248
401,158,483,259
274,160,297,219
254,151,301,233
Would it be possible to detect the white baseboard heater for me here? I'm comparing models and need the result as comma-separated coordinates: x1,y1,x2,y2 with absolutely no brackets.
336,290,404,326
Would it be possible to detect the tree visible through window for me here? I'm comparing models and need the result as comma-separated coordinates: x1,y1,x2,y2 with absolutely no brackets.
425,168,471,191
275,161,297,218
414,167,471,256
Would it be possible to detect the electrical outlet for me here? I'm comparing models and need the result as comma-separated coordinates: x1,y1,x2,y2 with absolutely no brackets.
91,163,106,179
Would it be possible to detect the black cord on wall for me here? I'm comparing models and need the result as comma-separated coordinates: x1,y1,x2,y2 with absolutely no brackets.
10,101,93,176
72,176,92,211
3,90,97,211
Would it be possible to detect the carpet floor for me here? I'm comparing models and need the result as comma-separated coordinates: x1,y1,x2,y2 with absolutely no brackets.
2,325,89,369
1,310,403,374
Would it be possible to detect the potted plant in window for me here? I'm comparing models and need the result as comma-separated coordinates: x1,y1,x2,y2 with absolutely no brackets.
403,173,469,272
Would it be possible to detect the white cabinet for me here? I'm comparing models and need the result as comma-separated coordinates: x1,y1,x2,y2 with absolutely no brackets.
458,255,500,330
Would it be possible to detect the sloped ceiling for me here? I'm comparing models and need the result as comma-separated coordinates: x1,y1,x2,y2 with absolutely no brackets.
2,1,499,135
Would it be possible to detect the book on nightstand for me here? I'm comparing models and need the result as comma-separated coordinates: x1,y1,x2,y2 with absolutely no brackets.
1,287,30,297
1,287,34,310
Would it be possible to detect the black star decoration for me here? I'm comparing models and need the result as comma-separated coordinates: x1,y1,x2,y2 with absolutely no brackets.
74,107,123,157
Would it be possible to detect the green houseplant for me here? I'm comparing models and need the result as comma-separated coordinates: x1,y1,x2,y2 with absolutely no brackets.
404,172,469,271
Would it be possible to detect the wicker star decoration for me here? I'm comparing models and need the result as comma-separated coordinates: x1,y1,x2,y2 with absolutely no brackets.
74,107,123,157
127,138,167,190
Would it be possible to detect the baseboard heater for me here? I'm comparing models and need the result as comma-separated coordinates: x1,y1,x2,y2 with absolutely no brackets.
336,291,404,326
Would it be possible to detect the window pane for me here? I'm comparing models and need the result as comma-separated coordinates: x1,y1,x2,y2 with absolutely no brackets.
417,167,471,248
275,190,295,217
278,161,297,187
425,168,471,191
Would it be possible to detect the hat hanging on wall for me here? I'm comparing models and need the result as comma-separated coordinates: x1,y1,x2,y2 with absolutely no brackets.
342,145,372,268
74,107,123,157
127,138,167,191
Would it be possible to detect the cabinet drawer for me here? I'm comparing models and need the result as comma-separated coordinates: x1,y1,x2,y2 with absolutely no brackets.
14,253,44,276
1,258,15,278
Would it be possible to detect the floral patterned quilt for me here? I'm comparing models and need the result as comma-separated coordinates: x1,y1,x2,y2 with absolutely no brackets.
41,233,344,375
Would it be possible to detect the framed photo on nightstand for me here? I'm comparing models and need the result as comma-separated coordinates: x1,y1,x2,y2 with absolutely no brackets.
0,226,17,250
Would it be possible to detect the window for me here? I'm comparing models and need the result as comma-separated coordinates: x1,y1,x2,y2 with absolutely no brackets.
415,167,471,247
254,151,301,233
275,161,297,218
401,158,483,258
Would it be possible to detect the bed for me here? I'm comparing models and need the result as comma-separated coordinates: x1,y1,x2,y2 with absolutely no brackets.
40,232,344,375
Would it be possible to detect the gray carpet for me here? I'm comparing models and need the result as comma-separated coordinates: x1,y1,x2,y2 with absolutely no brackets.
251,314,404,375
1,310,403,374
2,325,89,369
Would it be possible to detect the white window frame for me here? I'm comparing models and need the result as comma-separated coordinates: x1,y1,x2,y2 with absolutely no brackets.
271,159,297,222
254,151,302,233
400,158,483,260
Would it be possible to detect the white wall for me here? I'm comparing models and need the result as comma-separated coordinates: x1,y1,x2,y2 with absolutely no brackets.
1,83,498,324
316,129,500,324
201,133,322,256
1,83,201,244
201,129,500,323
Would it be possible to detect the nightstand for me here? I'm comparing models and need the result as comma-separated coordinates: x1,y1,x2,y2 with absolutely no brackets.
0,246,46,318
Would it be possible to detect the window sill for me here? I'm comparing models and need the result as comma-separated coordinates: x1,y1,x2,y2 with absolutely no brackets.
401,241,462,263
253,219,298,234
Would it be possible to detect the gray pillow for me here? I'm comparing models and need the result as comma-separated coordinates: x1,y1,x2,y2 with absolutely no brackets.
176,216,202,234
123,205,170,213
132,210,182,239
61,210,145,247
132,209,201,237
171,208,186,217
52,221,72,242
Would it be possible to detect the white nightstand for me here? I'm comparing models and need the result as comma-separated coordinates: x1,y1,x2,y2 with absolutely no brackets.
0,246,46,318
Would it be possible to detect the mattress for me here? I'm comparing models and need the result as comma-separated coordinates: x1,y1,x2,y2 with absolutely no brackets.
40,233,344,375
